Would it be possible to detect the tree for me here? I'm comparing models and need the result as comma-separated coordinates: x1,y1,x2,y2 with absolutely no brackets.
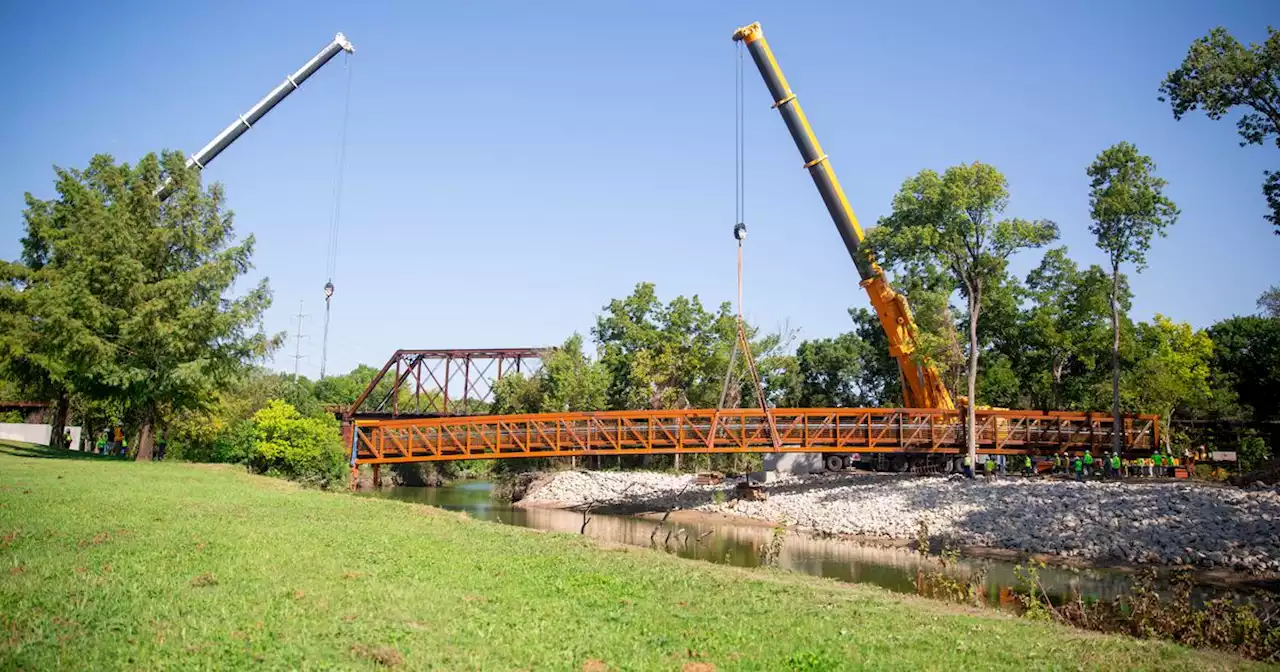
249,399,346,486
539,334,610,413
794,333,872,407
1260,285,1280,318
1123,316,1214,449
1087,142,1179,454
16,152,277,460
1018,248,1127,410
1159,27,1280,232
592,283,737,411
1207,315,1280,422
847,308,901,406
870,162,1057,465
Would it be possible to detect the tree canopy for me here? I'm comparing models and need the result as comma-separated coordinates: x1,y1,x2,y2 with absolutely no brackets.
869,161,1057,461
9,152,277,459
1159,26,1280,232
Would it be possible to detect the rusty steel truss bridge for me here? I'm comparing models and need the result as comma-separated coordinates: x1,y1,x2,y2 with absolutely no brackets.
341,348,1158,469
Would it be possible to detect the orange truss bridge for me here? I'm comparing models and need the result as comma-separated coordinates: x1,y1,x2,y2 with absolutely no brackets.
349,408,1159,466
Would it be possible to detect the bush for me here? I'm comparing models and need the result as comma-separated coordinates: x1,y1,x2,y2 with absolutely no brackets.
213,420,256,464
249,400,346,487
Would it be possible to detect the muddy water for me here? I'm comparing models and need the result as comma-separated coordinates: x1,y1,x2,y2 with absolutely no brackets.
366,481,1274,607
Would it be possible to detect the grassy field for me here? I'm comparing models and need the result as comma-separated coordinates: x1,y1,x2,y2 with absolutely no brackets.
0,442,1260,670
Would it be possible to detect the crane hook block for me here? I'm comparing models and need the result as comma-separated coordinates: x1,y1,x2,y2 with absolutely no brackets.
733,222,748,241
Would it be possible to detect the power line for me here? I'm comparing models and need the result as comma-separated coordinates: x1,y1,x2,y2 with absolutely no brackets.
292,300,309,380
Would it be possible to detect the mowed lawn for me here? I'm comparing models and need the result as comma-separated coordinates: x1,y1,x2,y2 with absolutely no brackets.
0,443,1256,670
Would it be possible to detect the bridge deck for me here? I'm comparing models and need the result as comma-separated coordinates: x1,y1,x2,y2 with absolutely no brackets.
349,408,1159,465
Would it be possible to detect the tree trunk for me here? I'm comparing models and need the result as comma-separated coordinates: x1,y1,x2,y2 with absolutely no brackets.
1052,358,1066,410
966,290,981,468
135,405,156,461
1110,263,1123,456
49,391,70,449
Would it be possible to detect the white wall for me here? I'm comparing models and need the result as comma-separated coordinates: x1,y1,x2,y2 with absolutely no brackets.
764,452,826,474
0,424,82,449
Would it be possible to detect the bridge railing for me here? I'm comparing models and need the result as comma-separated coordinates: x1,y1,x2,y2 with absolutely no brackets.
350,408,1159,465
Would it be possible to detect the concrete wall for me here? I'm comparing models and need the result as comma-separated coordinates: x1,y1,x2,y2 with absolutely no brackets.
763,452,826,475
0,424,82,450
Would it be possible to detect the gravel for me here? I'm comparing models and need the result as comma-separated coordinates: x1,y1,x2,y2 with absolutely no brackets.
523,470,1280,574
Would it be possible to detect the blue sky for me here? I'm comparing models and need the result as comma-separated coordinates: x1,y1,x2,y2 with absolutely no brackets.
3,1,1276,379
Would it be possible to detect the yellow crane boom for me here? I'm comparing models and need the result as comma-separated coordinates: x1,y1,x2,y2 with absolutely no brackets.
732,22,954,410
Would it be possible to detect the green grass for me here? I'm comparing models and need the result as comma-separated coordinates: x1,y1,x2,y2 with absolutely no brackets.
0,442,1261,670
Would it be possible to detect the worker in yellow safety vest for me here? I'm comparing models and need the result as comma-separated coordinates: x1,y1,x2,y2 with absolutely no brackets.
1110,452,1121,479
983,457,996,480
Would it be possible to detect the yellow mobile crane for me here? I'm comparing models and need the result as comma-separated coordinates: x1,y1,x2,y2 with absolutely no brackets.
732,22,954,412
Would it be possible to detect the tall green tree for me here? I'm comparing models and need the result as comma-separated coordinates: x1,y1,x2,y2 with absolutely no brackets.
1087,142,1179,454
15,152,277,459
1159,27,1280,232
869,162,1057,464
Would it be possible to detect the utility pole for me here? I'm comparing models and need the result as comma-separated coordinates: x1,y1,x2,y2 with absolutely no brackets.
292,301,308,380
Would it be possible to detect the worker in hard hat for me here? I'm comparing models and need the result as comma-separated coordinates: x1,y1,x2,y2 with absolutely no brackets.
983,456,996,481
1022,454,1033,477
1110,451,1122,480
1053,452,1062,475
1082,450,1094,479
1072,453,1083,482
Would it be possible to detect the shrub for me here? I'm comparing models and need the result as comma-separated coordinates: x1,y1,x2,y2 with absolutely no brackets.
249,399,346,487
213,420,256,464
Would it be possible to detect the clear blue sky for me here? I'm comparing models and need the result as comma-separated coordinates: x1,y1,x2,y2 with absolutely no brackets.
3,1,1276,379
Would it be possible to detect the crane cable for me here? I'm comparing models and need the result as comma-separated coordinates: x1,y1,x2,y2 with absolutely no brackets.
711,43,780,451
320,53,354,380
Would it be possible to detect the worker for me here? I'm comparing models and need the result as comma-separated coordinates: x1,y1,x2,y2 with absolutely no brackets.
120,436,128,459
962,454,973,480
1023,454,1033,477
1072,454,1083,482
63,428,72,449
1083,450,1094,479
1053,453,1062,474
983,456,996,480
1110,452,1122,480
95,433,106,455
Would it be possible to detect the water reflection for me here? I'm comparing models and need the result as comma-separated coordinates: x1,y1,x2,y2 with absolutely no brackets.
365,480,1273,607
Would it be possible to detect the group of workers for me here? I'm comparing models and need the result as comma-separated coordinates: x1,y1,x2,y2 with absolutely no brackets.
89,428,129,458
960,450,1184,480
